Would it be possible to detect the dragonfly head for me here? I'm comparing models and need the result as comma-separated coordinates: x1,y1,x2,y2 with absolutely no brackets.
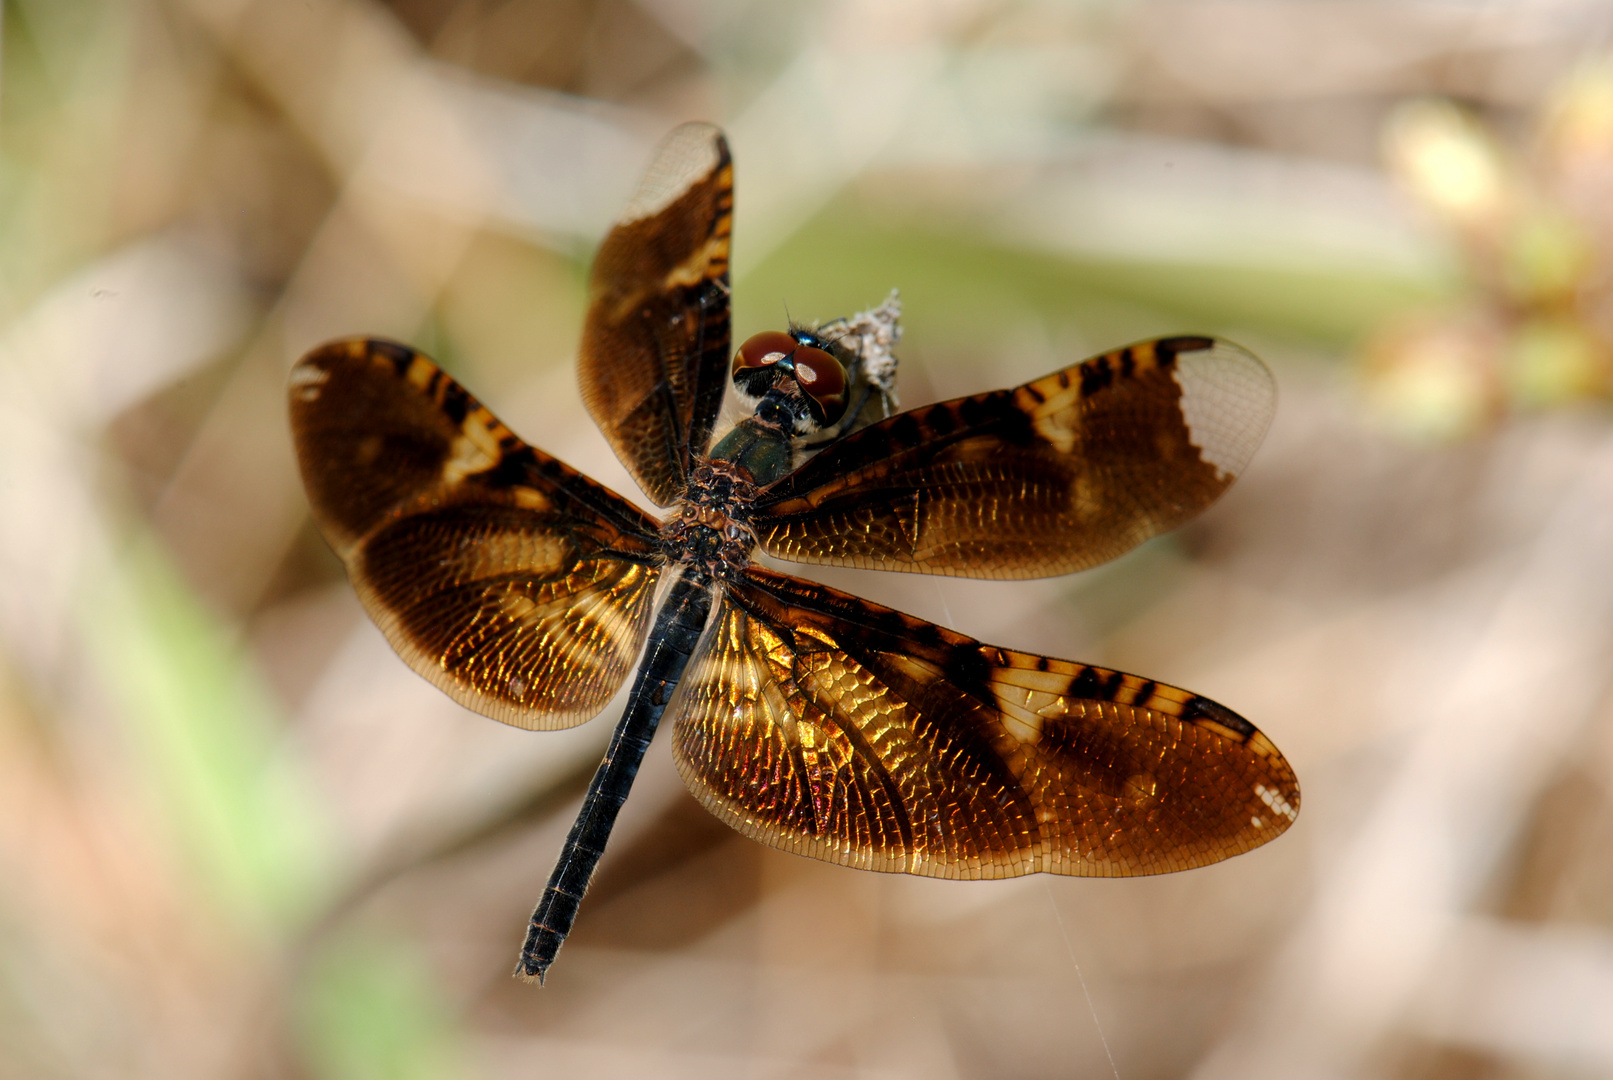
731,329,849,433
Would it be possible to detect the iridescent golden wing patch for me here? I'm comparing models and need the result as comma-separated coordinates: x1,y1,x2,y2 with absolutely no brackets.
754,336,1275,579
578,122,734,507
290,338,663,730
672,566,1299,878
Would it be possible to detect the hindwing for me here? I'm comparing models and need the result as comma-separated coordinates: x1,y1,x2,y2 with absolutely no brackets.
671,567,1299,878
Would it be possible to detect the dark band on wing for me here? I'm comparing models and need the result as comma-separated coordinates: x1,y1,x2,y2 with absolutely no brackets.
671,566,1299,879
578,123,735,506
753,336,1275,581
290,338,664,730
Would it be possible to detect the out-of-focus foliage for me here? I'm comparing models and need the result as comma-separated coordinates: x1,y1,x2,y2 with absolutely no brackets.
1369,60,1613,438
4,2,1613,1080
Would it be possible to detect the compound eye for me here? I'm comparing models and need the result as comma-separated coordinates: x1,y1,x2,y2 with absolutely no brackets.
734,331,799,373
791,344,848,424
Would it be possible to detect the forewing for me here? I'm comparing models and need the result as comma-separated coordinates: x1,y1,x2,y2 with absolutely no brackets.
579,122,734,506
672,567,1298,878
290,338,663,731
754,336,1274,579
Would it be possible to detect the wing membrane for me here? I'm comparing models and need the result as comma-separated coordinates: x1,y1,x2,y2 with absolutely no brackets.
290,338,663,730
672,567,1298,878
579,122,734,506
754,336,1274,579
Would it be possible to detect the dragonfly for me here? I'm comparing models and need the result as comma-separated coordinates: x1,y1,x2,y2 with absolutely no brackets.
288,122,1299,985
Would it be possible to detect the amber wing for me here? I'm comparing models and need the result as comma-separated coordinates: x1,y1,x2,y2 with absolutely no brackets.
672,567,1298,878
753,336,1274,579
578,122,734,507
289,338,663,731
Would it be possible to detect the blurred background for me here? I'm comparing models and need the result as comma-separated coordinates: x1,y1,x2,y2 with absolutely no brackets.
5,0,1613,1077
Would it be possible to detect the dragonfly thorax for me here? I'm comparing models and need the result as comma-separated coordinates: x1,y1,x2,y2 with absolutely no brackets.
660,460,759,578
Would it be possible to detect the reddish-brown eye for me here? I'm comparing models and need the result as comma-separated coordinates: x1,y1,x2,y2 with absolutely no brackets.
734,331,799,372
792,345,847,422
